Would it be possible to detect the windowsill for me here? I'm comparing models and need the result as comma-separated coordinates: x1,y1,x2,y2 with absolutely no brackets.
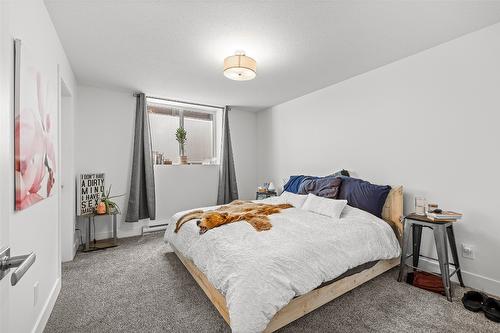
154,163,219,167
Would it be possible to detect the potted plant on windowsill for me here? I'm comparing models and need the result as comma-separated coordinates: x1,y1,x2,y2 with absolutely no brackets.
176,127,188,165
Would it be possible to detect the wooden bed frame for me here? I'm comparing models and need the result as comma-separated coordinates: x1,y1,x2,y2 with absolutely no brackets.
172,186,404,332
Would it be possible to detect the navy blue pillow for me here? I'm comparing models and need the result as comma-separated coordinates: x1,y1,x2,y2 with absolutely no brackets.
283,175,319,193
283,176,306,193
338,177,391,218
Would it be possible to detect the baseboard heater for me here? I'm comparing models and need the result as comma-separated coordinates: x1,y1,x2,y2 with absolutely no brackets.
142,223,168,234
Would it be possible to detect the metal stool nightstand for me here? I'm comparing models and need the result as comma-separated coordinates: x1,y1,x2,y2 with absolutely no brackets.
255,191,277,200
83,211,119,252
397,213,465,301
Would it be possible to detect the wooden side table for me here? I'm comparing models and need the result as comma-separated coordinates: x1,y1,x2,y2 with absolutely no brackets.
83,212,119,252
397,213,465,301
256,191,277,200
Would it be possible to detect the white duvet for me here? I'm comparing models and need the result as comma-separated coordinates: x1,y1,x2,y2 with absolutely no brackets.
164,199,400,333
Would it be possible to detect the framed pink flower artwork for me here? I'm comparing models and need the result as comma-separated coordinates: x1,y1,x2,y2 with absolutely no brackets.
14,39,57,211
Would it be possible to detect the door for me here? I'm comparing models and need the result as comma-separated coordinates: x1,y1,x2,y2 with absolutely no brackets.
1,15,38,333
0,166,10,333
0,188,9,331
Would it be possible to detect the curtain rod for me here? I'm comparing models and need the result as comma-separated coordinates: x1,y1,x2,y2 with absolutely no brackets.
134,93,225,110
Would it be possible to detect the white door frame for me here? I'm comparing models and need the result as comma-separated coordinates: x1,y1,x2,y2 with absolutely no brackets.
58,71,75,263
0,1,12,329
57,65,62,276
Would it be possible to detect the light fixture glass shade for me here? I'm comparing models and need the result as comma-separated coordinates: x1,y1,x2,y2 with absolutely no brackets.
223,53,256,81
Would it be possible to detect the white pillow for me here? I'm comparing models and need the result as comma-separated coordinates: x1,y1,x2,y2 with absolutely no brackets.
258,196,284,204
279,191,308,208
301,193,347,219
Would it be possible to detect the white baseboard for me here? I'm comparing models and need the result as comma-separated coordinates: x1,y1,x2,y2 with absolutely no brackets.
142,224,168,234
91,219,170,240
93,228,142,241
32,277,60,333
418,257,500,297
148,218,170,227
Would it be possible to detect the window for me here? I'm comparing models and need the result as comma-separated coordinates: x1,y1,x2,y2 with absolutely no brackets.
148,98,220,164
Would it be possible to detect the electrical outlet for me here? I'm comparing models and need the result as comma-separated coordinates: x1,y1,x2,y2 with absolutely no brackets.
462,244,475,259
33,281,39,306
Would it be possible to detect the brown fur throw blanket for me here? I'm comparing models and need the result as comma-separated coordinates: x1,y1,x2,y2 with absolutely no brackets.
174,200,293,234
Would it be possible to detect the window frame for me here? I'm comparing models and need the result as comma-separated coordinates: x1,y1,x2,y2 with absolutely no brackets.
147,97,220,164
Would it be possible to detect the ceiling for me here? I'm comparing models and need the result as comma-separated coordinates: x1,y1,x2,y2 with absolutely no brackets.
45,0,500,111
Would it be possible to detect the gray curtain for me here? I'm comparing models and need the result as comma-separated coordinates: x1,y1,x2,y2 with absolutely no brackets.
217,106,239,204
125,93,156,221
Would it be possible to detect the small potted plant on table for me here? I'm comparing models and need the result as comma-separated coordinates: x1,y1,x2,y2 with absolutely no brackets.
96,185,123,215
176,127,188,164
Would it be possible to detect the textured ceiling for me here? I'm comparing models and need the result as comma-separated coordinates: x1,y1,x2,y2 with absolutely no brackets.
45,0,500,111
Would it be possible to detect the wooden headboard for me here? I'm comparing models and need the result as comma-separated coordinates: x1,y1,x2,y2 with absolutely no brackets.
381,186,404,244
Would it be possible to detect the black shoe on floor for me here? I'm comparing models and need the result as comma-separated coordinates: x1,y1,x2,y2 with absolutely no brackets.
483,297,500,323
462,291,486,312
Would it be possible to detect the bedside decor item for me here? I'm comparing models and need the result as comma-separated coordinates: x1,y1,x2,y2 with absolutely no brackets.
14,39,57,211
176,127,188,164
426,210,462,221
257,186,267,193
414,196,426,215
224,51,257,81
77,173,105,215
427,203,438,212
256,182,277,199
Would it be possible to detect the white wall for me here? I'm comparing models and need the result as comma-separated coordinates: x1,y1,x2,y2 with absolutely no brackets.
75,85,258,238
75,85,140,238
155,165,219,220
257,23,500,296
228,108,258,200
0,0,77,332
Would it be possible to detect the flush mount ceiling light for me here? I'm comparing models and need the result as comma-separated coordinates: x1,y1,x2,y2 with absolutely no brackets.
223,51,256,81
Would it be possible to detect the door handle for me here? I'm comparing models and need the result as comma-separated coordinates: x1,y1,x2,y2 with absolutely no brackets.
0,247,36,286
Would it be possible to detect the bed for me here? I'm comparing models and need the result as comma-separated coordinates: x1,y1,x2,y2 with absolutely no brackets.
164,186,403,333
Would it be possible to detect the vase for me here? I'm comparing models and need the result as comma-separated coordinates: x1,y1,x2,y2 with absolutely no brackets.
96,202,106,215
179,144,187,164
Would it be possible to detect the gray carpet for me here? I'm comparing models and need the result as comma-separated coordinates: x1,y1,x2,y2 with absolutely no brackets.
45,233,499,332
